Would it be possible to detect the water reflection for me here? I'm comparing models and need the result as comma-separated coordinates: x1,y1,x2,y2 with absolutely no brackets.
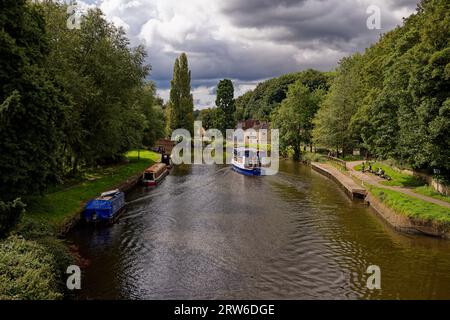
68,161,450,299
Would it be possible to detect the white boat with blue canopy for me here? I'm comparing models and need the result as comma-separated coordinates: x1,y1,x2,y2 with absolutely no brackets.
231,147,267,176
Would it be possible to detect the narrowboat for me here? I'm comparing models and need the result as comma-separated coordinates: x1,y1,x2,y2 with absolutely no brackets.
142,162,169,186
231,147,264,176
82,189,125,223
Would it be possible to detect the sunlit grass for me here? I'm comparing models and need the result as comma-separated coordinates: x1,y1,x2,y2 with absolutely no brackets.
354,162,424,187
25,150,160,227
369,186,450,224
414,185,450,204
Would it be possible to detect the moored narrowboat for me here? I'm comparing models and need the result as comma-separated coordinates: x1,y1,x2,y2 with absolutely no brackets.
142,163,169,186
82,189,125,223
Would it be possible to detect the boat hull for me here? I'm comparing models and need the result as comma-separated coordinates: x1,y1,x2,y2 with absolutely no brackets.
232,163,261,176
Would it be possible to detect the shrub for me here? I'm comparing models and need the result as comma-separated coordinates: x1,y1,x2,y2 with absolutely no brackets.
0,236,63,300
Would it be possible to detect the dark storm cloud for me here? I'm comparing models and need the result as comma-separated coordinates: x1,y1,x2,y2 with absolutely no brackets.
94,0,421,108
220,0,412,50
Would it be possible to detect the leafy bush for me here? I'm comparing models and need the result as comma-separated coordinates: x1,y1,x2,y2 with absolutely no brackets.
36,237,75,296
15,215,55,239
15,215,74,293
0,199,25,239
0,236,63,300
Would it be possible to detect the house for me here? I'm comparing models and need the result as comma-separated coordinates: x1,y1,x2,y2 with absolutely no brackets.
236,120,271,144
154,139,175,154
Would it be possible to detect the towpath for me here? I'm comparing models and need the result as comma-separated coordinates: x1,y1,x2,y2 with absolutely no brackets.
347,161,450,209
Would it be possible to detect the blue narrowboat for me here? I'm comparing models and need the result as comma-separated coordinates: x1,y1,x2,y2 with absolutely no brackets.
82,189,125,223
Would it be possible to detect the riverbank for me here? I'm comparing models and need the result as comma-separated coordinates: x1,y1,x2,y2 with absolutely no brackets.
311,163,366,199
0,150,160,300
311,161,450,239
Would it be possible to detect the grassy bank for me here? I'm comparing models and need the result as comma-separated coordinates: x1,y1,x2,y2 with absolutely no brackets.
1,150,159,300
354,162,424,187
354,161,450,205
368,186,450,224
413,185,450,205
25,150,160,228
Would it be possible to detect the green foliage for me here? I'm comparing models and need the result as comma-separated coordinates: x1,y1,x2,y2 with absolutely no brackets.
210,108,227,133
369,186,450,224
414,185,450,204
0,1,164,203
25,150,160,227
0,1,68,199
0,236,62,300
236,69,331,120
356,162,424,187
313,54,365,156
167,53,194,135
272,81,325,160
0,199,25,239
42,4,154,170
316,0,450,172
139,83,165,147
215,79,236,131
197,108,214,130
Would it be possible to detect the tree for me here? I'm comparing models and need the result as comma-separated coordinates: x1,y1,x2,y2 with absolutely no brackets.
0,0,68,198
350,0,449,171
272,81,325,160
313,54,365,157
215,79,236,131
139,83,165,147
198,108,215,130
41,3,151,170
167,53,194,135
235,69,331,121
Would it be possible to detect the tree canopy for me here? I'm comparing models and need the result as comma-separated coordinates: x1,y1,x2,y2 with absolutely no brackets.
0,1,165,231
235,69,332,121
272,81,325,160
313,0,450,172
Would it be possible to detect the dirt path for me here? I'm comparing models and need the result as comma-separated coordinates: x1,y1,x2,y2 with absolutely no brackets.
347,161,450,209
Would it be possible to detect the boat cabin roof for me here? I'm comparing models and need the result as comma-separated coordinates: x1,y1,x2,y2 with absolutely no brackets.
234,147,267,157
145,162,167,174
95,190,123,201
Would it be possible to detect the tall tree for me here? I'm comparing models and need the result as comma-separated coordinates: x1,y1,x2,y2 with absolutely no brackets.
215,79,236,131
167,53,194,135
167,57,180,134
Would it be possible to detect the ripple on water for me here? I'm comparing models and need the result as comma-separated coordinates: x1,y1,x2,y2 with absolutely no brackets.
68,162,450,300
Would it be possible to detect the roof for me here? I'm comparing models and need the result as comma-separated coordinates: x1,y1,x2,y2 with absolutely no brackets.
237,120,270,130
145,162,167,173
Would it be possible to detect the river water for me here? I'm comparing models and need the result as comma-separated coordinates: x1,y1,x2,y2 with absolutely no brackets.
68,161,450,299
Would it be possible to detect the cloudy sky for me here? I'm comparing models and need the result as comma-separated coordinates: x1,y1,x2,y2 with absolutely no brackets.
75,0,420,109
